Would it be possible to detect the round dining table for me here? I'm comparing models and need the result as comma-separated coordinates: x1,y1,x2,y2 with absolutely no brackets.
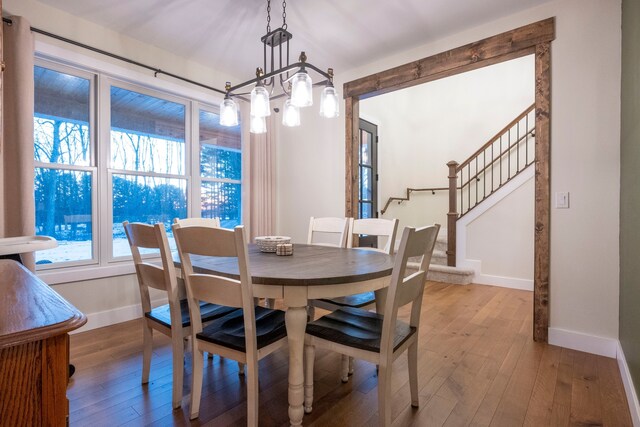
184,243,394,426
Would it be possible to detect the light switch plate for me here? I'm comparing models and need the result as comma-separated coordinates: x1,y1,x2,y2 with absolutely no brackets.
555,192,570,209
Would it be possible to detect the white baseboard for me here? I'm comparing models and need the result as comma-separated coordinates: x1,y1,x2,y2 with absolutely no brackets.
548,327,618,358
474,273,533,291
459,258,533,291
71,297,168,334
617,342,640,427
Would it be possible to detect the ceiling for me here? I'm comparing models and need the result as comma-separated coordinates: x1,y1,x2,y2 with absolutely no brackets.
37,0,550,82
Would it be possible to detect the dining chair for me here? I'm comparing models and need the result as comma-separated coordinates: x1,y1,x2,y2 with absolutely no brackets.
123,221,237,409
303,224,440,426
173,223,288,424
310,217,399,381
305,216,350,320
313,218,399,313
173,217,221,228
174,216,250,370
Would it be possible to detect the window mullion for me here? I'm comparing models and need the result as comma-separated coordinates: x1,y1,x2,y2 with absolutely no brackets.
107,169,187,181
191,101,202,218
98,73,111,266
200,177,242,185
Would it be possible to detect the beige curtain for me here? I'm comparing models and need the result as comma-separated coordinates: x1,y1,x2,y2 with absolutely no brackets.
1,16,36,271
249,113,277,240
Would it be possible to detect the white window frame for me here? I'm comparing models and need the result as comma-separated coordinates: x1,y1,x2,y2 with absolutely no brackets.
34,55,246,284
196,105,243,226
102,77,193,262
34,59,99,271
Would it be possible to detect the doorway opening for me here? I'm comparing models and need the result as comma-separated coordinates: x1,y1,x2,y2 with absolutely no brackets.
343,18,554,342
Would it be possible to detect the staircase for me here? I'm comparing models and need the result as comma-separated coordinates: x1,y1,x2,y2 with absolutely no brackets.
446,104,535,266
389,104,536,284
408,228,475,284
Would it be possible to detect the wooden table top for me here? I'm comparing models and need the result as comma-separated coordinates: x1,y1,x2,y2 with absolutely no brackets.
181,244,394,286
0,260,86,349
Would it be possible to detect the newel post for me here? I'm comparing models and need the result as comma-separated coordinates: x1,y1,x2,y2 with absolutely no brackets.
447,161,459,267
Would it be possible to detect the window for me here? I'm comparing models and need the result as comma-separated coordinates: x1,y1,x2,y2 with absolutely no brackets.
34,65,95,265
199,109,242,228
33,60,244,269
110,85,188,258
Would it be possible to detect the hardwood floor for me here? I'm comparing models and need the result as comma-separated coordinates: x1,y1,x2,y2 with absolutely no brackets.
67,282,632,426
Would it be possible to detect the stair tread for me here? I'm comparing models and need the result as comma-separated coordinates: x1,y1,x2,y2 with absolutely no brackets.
408,261,474,275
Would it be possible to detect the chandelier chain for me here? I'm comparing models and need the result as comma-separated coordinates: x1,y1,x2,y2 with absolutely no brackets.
266,0,271,33
282,0,287,29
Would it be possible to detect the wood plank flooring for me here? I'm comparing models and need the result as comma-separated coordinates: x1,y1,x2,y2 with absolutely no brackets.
67,282,632,426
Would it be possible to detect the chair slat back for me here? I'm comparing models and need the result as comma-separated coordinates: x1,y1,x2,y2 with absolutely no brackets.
401,225,439,263
136,263,169,292
188,274,243,308
348,218,399,254
172,226,238,258
123,221,180,315
173,224,257,356
379,224,440,359
124,221,161,250
174,217,221,228
395,270,427,308
307,217,349,248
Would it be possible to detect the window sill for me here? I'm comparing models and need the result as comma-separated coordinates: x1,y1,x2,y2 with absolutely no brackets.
38,262,136,285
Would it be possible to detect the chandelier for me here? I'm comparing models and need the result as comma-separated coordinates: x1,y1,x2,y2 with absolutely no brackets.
219,0,339,133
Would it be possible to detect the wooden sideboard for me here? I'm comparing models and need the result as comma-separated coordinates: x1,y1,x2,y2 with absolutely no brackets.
0,260,86,426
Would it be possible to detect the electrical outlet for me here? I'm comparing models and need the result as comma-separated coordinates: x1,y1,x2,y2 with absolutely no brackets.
555,192,570,209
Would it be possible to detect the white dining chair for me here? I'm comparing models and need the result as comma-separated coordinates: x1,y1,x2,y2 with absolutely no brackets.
173,223,288,425
305,216,350,320
310,217,399,381
303,224,440,427
313,218,399,313
123,221,236,409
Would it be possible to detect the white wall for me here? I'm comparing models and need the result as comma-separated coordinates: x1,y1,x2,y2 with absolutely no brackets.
359,55,534,230
466,175,534,286
2,0,242,330
276,0,622,342
276,101,347,243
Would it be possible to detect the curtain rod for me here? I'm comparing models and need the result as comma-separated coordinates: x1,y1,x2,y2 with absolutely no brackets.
2,16,228,96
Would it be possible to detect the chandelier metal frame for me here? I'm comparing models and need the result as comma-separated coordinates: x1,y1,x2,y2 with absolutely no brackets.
220,0,338,130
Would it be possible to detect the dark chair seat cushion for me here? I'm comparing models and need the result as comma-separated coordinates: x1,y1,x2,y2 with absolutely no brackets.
145,299,237,329
196,306,287,352
306,306,416,353
319,291,376,308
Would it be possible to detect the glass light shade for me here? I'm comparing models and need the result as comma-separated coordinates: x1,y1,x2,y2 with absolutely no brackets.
290,70,313,107
319,85,339,118
250,115,267,134
250,85,271,117
219,97,239,126
282,99,301,127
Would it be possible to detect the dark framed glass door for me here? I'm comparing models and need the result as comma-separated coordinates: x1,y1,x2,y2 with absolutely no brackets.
358,118,378,247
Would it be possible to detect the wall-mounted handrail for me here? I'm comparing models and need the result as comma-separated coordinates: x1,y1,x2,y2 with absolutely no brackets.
380,186,452,215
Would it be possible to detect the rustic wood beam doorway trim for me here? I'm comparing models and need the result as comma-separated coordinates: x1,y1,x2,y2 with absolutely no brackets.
344,18,555,342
